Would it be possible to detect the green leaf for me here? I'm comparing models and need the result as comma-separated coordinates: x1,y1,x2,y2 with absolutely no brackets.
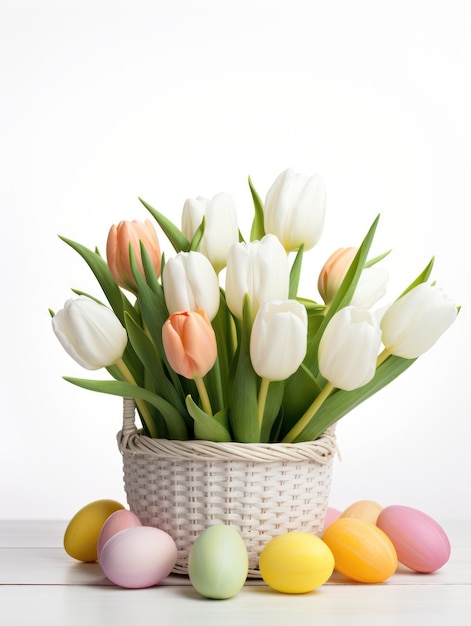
228,296,260,442
289,245,304,299
248,176,265,241
259,380,285,442
139,197,190,253
140,242,162,294
203,357,225,415
186,396,232,442
281,364,322,435
58,236,136,326
189,216,206,252
211,290,237,408
297,297,325,314
399,257,434,298
290,355,416,442
63,377,189,440
364,249,392,268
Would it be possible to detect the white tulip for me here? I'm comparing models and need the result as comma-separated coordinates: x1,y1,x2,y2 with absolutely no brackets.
52,296,127,370
380,282,458,358
250,300,308,381
182,193,239,273
163,251,220,321
350,266,389,310
225,234,289,320
319,306,382,390
264,167,326,252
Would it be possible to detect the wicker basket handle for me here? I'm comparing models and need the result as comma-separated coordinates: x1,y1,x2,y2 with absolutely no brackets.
122,397,138,436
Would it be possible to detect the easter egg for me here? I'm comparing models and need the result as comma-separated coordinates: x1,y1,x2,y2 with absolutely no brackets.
64,499,125,562
376,505,451,573
97,509,142,561
100,526,178,588
323,518,397,583
323,507,342,532
188,524,249,599
259,532,335,594
340,500,383,524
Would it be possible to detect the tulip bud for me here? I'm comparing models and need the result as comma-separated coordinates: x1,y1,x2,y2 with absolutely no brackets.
318,248,358,305
250,300,308,381
380,283,458,359
318,247,388,309
162,310,218,379
163,251,220,321
52,296,128,370
264,168,326,252
182,193,239,273
106,219,161,293
319,306,382,390
225,234,289,320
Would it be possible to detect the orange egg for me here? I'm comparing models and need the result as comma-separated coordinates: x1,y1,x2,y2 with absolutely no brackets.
339,500,383,524
323,517,398,583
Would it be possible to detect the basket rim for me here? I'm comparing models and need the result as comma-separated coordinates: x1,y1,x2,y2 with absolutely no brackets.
118,397,338,462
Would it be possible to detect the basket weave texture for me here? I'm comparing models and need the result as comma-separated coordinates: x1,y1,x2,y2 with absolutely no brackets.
117,397,337,578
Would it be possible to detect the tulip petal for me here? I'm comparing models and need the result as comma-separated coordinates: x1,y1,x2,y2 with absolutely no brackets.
381,283,458,358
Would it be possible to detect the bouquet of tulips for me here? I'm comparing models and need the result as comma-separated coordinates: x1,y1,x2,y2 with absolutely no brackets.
50,169,459,443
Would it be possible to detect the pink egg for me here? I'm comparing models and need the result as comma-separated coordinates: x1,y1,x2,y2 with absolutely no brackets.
376,505,451,573
97,509,142,561
323,507,342,532
100,526,178,588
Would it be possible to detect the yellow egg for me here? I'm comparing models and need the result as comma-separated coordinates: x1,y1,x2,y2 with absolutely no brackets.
339,500,383,524
259,532,335,594
322,518,397,583
64,499,125,562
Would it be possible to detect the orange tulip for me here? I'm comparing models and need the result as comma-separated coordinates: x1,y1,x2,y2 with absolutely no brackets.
317,247,357,305
106,219,161,292
162,310,217,380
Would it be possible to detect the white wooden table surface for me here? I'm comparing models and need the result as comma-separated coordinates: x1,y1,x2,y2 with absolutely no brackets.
1,520,470,626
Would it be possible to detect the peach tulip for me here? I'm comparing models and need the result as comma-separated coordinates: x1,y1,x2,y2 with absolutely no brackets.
106,219,161,293
318,247,388,309
162,310,217,380
318,247,358,305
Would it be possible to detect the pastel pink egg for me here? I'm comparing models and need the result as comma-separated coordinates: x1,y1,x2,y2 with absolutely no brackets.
376,505,451,573
323,507,342,532
100,526,178,588
97,509,142,561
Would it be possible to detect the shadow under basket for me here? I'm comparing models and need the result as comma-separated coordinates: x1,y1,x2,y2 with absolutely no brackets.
117,397,338,578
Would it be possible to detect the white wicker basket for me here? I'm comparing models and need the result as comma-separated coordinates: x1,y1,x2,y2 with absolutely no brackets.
117,397,337,578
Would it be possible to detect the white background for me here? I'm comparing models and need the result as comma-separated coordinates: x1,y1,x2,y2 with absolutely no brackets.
1,0,469,522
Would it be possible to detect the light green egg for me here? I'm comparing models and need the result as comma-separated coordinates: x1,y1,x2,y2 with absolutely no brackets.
188,524,249,599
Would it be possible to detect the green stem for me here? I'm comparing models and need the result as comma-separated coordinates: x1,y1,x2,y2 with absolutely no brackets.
257,377,270,433
115,357,159,437
282,381,335,443
195,376,213,417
